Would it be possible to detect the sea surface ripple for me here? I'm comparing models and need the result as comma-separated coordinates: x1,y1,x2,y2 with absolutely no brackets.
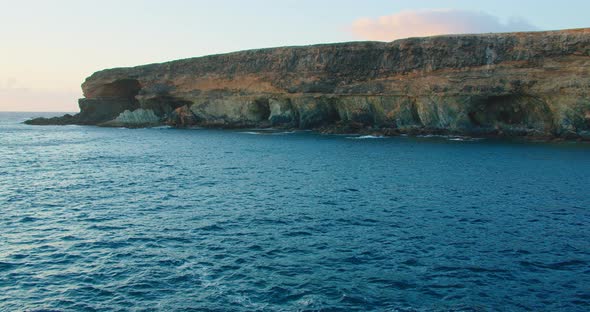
1,112,589,311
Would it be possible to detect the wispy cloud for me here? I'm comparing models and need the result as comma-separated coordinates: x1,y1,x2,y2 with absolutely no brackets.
0,77,81,112
0,88,80,112
351,9,538,41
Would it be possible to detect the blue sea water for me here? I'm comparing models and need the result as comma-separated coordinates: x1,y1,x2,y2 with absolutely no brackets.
1,112,589,311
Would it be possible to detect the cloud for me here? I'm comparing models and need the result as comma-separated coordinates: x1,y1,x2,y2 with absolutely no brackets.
0,87,80,112
0,77,81,112
351,9,538,41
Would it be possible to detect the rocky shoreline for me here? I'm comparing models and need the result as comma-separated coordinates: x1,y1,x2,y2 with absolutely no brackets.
27,28,590,141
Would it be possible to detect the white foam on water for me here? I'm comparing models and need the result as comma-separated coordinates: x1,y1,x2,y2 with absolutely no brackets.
447,136,484,142
347,135,386,140
271,131,297,135
240,131,264,135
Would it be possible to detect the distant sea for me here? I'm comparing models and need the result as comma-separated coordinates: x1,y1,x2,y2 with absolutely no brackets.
1,112,589,311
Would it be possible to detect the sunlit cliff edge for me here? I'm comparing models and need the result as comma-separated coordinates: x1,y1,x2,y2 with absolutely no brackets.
27,28,590,140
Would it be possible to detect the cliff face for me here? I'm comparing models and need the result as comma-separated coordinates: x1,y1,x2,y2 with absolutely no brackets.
28,28,590,139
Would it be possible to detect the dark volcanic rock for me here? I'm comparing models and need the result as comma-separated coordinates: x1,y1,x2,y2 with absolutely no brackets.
27,28,590,139
25,114,78,125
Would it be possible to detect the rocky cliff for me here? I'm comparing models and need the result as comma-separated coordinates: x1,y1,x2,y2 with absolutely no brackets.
27,28,590,139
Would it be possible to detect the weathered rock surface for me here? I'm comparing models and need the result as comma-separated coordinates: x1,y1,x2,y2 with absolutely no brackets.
100,108,161,127
27,28,590,139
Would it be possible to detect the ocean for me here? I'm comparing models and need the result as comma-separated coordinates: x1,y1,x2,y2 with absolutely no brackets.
1,112,589,311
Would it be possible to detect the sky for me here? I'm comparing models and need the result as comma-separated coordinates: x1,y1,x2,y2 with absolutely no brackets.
1,0,589,112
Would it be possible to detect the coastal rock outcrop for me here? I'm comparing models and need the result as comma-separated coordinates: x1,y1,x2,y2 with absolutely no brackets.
100,108,161,127
27,28,590,139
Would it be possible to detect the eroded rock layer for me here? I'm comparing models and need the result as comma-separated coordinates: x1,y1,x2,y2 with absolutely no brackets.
27,28,590,139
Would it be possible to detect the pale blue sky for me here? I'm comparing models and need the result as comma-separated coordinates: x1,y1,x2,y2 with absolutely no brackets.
1,0,588,111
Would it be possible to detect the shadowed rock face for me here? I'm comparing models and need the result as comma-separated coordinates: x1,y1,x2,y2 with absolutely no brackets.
27,28,590,139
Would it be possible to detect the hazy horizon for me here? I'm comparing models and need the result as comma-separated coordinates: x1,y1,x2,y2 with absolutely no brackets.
1,0,589,112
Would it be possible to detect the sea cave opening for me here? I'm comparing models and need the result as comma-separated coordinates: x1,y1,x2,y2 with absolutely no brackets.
98,79,142,100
